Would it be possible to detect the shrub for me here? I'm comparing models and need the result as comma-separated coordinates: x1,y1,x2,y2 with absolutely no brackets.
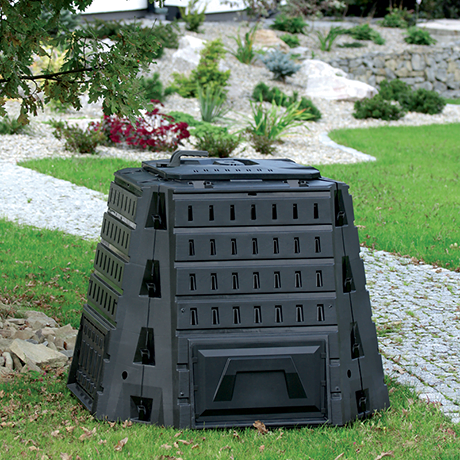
139,73,174,103
252,82,321,121
353,95,405,121
259,50,301,82
97,102,190,151
169,39,230,98
270,14,307,34
0,116,29,135
194,131,241,158
338,41,367,48
379,78,412,104
179,0,206,33
405,88,446,114
227,23,259,64
315,27,344,52
280,34,300,48
52,122,105,154
404,27,437,45
151,21,180,49
343,24,385,45
380,8,415,28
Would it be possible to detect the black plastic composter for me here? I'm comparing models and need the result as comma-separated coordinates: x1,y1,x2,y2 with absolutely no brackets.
68,150,389,428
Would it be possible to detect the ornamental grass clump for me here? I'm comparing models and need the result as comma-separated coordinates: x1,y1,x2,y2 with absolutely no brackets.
97,101,190,151
227,23,259,64
315,26,345,52
259,50,301,82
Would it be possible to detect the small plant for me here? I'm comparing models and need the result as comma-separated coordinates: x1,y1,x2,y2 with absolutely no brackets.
0,115,28,135
315,27,344,52
194,131,241,158
259,50,301,82
179,0,206,33
338,41,367,48
169,39,230,98
380,8,415,28
270,14,308,34
97,102,190,151
139,73,174,103
252,82,321,121
227,23,259,64
343,24,385,45
353,96,405,121
52,122,105,154
404,27,437,45
248,132,276,155
280,33,300,48
197,85,231,123
245,99,308,141
405,88,446,115
379,79,412,104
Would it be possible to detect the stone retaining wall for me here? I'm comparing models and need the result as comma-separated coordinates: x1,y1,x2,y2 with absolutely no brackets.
326,45,460,96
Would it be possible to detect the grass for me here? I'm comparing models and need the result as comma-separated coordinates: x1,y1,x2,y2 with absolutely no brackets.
1,370,459,459
319,123,460,270
445,98,460,105
0,219,96,328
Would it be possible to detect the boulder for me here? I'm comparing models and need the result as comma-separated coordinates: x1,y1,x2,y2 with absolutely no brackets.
172,35,207,68
253,29,290,53
2,351,13,370
300,60,378,101
10,339,67,369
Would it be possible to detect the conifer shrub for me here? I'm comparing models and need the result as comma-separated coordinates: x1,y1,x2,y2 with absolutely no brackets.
280,33,300,49
259,50,301,82
252,82,321,121
405,88,446,114
353,96,405,121
140,73,175,102
169,39,230,98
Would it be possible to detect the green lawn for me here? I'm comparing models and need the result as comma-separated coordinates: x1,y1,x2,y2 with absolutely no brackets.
445,98,460,105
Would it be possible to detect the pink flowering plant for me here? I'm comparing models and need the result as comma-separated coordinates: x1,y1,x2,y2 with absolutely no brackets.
93,100,190,151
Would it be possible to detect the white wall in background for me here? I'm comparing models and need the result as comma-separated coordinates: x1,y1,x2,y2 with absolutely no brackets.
82,0,148,14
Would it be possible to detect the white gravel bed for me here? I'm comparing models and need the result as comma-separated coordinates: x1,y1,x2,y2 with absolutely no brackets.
1,19,460,422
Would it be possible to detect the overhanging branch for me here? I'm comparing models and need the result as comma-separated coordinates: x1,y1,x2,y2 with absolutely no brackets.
0,66,97,84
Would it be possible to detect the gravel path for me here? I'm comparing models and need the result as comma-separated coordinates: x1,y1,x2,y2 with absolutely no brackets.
1,19,460,422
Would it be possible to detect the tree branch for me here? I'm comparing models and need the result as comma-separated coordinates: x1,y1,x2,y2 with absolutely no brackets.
0,66,97,84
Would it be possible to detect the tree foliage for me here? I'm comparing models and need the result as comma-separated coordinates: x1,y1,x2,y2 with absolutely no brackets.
0,0,162,124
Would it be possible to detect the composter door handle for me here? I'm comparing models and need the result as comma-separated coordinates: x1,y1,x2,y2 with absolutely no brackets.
169,150,209,168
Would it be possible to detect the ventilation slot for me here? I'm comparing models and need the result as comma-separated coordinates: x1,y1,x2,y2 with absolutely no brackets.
275,305,283,323
233,307,241,325
232,273,239,290
231,239,237,255
188,205,193,222
296,305,304,323
87,277,118,321
295,271,302,288
145,192,166,229
209,205,214,221
230,205,235,221
189,240,195,256
273,238,279,254
315,237,321,253
293,203,298,220
317,304,325,322
253,272,260,290
211,273,218,291
189,274,196,291
254,306,262,324
316,271,323,288
272,204,277,220
252,238,258,255
211,308,219,325
314,203,319,219
294,237,300,254
251,204,257,220
140,260,161,298
210,239,216,256
133,327,155,365
190,308,198,326
274,272,281,289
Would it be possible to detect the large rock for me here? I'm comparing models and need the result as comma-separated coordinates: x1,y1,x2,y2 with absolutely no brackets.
172,35,207,67
300,60,378,101
24,310,58,329
10,339,67,369
253,29,290,53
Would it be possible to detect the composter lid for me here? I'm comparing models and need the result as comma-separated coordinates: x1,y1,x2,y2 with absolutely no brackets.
142,150,321,181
